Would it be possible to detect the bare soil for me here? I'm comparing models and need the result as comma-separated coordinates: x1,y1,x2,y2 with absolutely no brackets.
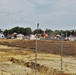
0,39,76,75
0,39,76,56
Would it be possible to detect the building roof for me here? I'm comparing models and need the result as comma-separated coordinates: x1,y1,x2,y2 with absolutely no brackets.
17,34,24,37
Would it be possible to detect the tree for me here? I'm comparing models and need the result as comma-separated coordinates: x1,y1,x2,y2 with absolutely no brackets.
11,26,20,34
45,29,52,34
0,29,2,33
3,26,32,36
33,29,44,34
62,31,71,37
3,29,9,37
24,27,32,35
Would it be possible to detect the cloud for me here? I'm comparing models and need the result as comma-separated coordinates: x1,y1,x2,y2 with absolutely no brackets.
0,0,36,25
0,0,76,30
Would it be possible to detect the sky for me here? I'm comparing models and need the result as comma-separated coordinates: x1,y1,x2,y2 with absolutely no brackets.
0,0,76,31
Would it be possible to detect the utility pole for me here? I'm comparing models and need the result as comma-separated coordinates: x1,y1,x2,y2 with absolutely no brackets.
66,31,67,40
8,30,9,38
60,33,63,75
35,23,39,75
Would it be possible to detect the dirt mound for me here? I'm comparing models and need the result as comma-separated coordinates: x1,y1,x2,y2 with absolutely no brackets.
9,57,40,69
0,70,12,75
9,57,25,65
9,57,61,75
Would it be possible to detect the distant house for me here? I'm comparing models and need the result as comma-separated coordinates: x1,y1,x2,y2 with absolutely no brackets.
29,34,36,40
11,32,17,39
16,34,24,39
55,34,61,40
47,33,56,40
41,33,48,39
0,33,4,38
69,35,76,41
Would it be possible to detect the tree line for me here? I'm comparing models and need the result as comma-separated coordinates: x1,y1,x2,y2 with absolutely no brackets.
0,26,76,37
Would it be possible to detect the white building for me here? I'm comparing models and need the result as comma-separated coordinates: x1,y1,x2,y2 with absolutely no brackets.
17,34,24,39
0,33,4,38
30,34,36,40
69,35,76,41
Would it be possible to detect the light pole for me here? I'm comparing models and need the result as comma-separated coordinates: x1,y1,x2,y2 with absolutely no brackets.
35,23,39,75
66,31,67,40
8,30,9,38
60,33,63,75
74,30,76,36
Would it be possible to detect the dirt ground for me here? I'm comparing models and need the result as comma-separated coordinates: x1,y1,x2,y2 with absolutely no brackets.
0,39,76,56
0,39,76,75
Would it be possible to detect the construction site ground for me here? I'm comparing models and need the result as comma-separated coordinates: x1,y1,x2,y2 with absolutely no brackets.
0,39,76,75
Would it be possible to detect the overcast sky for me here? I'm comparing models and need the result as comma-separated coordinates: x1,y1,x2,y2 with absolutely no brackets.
0,0,76,30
